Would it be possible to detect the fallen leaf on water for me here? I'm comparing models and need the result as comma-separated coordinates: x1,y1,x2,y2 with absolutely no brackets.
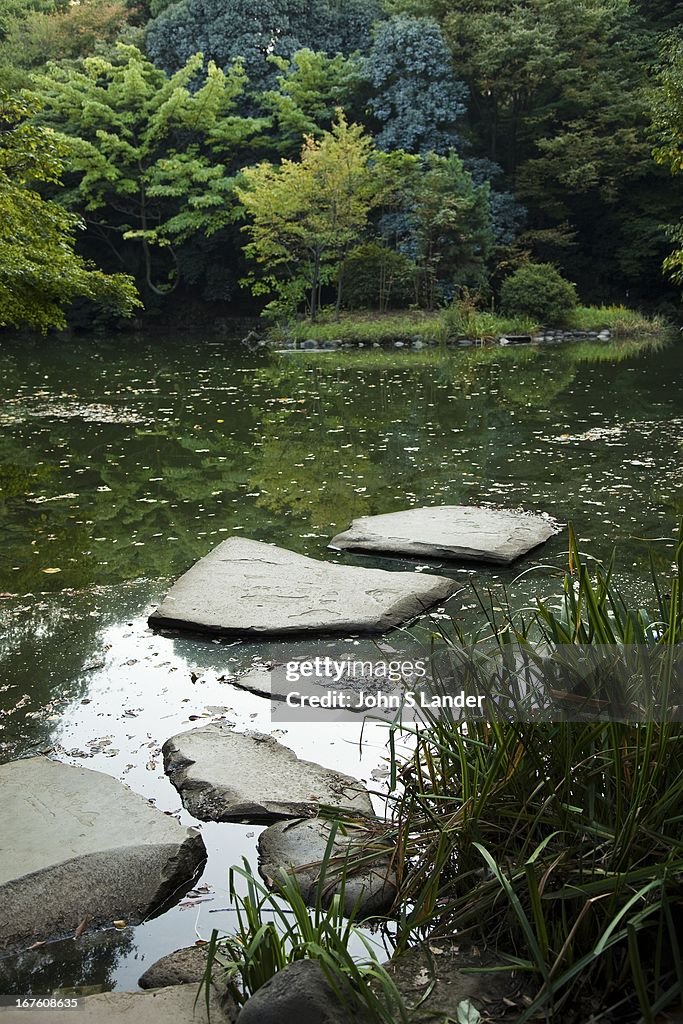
74,916,90,939
112,920,127,929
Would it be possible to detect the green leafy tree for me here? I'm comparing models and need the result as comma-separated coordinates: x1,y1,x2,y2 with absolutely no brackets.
413,153,493,306
0,92,139,331
364,15,468,155
380,152,493,309
262,49,364,155
0,0,129,70
652,37,683,285
0,0,64,40
34,44,265,298
237,113,390,319
145,0,383,89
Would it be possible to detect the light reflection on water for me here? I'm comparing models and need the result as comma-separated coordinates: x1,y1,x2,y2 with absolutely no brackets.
0,332,681,992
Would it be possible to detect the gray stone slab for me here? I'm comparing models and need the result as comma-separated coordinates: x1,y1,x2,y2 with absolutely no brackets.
163,724,374,823
0,758,206,953
259,818,397,917
0,986,227,1023
330,505,560,565
148,537,456,636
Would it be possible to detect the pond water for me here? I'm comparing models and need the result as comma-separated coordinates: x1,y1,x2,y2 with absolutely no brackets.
0,330,681,994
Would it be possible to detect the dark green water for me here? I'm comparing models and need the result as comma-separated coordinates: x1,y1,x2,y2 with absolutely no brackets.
0,331,681,993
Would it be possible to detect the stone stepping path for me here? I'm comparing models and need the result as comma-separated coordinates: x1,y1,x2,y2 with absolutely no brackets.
259,817,396,918
0,757,206,953
148,537,456,637
162,724,374,823
330,505,560,565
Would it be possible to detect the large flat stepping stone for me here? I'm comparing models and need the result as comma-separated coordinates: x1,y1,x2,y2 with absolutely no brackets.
0,758,206,954
148,537,456,636
0,986,227,1023
330,506,560,565
259,818,397,917
163,724,374,823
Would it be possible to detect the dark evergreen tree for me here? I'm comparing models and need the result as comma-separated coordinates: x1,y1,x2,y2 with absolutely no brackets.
145,0,383,88
364,16,468,155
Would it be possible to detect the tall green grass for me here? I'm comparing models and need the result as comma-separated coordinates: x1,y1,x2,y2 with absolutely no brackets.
567,305,668,336
198,842,407,1023
378,526,683,1022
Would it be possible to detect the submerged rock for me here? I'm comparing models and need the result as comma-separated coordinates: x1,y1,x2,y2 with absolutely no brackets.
259,817,397,917
163,724,374,823
148,537,456,637
330,505,560,565
138,948,239,1021
0,757,206,953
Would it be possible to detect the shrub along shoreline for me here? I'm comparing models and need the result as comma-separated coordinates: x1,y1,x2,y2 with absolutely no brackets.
269,304,668,347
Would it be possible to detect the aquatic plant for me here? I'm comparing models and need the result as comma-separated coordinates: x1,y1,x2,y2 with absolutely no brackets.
198,843,407,1023
379,525,683,1022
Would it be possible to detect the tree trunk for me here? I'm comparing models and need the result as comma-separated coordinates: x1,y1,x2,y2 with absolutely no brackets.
335,262,344,320
139,180,178,297
310,251,321,320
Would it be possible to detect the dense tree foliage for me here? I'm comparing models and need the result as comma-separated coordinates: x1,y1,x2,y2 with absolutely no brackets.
364,16,467,155
262,49,364,155
35,45,264,297
652,38,683,286
145,0,383,87
0,93,139,330
1,0,682,330
237,114,391,319
0,0,128,70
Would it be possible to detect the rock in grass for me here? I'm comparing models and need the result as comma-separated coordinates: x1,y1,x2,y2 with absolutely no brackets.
163,724,374,823
237,960,370,1024
330,505,560,565
259,818,397,917
0,757,206,953
148,537,456,637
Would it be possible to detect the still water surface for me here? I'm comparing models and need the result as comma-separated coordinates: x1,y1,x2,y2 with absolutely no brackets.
0,332,681,993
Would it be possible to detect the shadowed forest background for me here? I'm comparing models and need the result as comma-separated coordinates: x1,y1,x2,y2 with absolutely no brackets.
3,0,683,331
